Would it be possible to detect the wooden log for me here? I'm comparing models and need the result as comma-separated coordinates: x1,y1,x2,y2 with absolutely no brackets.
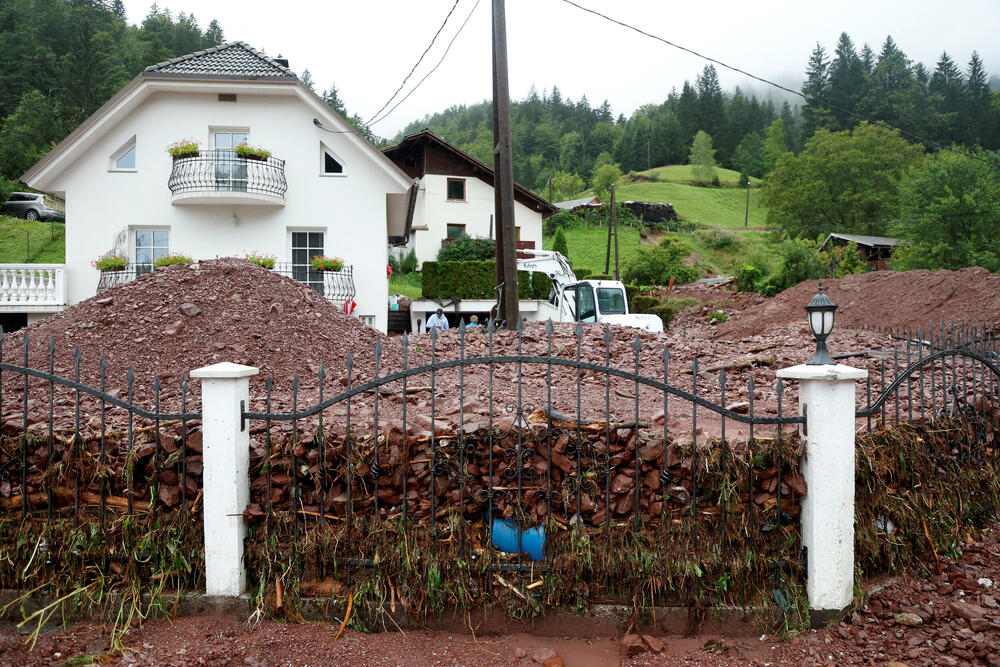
681,354,776,374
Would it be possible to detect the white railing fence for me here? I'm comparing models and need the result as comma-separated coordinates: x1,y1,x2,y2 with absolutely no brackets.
0,264,67,307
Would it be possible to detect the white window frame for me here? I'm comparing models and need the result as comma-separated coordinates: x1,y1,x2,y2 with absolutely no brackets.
110,136,137,172
320,142,346,177
130,226,170,274
210,127,250,192
287,227,328,293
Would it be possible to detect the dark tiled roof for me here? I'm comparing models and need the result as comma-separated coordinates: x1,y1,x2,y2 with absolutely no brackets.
144,41,296,79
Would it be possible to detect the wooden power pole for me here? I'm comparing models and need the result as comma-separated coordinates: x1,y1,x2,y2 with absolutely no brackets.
611,185,620,281
491,0,518,328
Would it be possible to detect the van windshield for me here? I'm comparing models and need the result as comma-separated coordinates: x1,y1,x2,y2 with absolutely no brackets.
596,287,626,314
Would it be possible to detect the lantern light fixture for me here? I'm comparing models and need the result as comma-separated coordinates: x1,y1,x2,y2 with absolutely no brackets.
805,279,838,365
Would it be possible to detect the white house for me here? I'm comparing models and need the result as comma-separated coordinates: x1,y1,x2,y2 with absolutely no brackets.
15,42,415,332
382,130,557,269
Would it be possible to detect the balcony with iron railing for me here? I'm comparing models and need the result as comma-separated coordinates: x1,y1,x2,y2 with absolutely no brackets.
167,150,287,205
97,263,356,305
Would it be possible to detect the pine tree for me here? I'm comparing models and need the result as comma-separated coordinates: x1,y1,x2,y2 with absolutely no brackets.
929,52,966,142
688,130,717,185
696,65,725,140
300,69,316,92
205,19,224,45
828,32,865,130
553,228,569,257
802,43,833,135
965,52,990,145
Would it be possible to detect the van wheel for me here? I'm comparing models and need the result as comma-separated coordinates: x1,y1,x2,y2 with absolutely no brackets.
25,210,39,221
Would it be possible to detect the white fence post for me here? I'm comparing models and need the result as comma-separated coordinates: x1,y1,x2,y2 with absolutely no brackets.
190,362,259,597
776,363,867,622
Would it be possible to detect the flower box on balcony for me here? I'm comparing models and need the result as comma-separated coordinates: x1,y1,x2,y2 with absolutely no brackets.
311,255,345,272
93,251,127,272
167,139,201,160
235,144,272,161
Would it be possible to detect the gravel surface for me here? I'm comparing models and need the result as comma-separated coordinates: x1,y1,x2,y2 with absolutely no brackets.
2,524,999,666
716,268,1000,340
0,262,984,442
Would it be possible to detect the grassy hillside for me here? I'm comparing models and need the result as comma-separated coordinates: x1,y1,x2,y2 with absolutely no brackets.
613,180,768,229
550,164,775,277
634,165,762,188
0,216,66,263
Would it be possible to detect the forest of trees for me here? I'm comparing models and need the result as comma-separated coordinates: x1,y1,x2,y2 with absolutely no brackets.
399,32,1000,198
0,0,225,180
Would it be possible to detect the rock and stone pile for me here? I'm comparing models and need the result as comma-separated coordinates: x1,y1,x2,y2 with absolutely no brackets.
716,267,1000,340
2,258,393,412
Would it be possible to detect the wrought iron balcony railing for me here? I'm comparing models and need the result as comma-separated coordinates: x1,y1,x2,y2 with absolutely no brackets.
272,263,356,303
97,263,356,305
167,151,288,200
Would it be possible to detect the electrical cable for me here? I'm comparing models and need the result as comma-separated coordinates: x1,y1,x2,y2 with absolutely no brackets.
557,0,1000,169
369,0,482,128
365,0,463,126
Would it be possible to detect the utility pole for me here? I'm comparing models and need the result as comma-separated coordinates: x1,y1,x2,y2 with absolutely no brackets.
744,178,751,227
611,184,619,281
604,184,619,277
492,0,518,328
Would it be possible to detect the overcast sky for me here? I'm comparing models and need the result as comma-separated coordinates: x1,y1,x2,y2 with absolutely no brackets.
122,0,1000,138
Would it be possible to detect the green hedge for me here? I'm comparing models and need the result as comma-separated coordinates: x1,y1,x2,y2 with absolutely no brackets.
422,261,552,300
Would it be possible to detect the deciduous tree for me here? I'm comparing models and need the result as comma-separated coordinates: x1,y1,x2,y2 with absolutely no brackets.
761,123,922,239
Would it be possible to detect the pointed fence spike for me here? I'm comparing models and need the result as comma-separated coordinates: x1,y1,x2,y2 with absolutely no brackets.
748,376,755,391
545,319,554,335
23,329,29,349
486,318,495,334
603,326,612,344
99,355,107,372
516,317,524,331
430,327,438,342
181,377,187,391
74,346,81,363
401,331,409,348
692,357,699,373
292,375,299,391
317,363,325,382
346,351,353,370
575,321,583,337
127,366,134,384
374,340,382,359
265,375,272,391
720,368,726,386
633,334,642,352
48,336,54,353
153,376,161,392
777,378,784,395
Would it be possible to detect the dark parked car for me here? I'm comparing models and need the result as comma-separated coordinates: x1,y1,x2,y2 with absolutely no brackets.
1,192,65,222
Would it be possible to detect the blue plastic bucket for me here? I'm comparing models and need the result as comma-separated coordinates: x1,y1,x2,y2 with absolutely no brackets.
491,518,545,561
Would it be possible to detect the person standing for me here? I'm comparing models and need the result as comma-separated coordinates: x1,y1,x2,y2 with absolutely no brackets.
426,308,450,331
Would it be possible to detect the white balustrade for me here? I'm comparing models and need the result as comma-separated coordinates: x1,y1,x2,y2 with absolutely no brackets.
0,264,67,308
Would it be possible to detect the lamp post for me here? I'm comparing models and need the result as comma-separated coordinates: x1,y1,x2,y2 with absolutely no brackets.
805,280,838,365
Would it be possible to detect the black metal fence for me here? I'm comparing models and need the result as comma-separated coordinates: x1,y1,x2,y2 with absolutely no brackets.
238,320,809,608
851,321,999,432
167,152,287,199
1,316,997,614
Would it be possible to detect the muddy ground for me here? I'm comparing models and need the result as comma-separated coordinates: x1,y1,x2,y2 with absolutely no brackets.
2,523,999,665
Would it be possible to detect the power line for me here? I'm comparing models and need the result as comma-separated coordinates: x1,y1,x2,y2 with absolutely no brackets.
557,0,1000,169
365,0,463,126
369,0,482,128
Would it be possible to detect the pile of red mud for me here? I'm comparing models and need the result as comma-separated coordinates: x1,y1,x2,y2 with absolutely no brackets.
1,258,391,407
716,268,1000,340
